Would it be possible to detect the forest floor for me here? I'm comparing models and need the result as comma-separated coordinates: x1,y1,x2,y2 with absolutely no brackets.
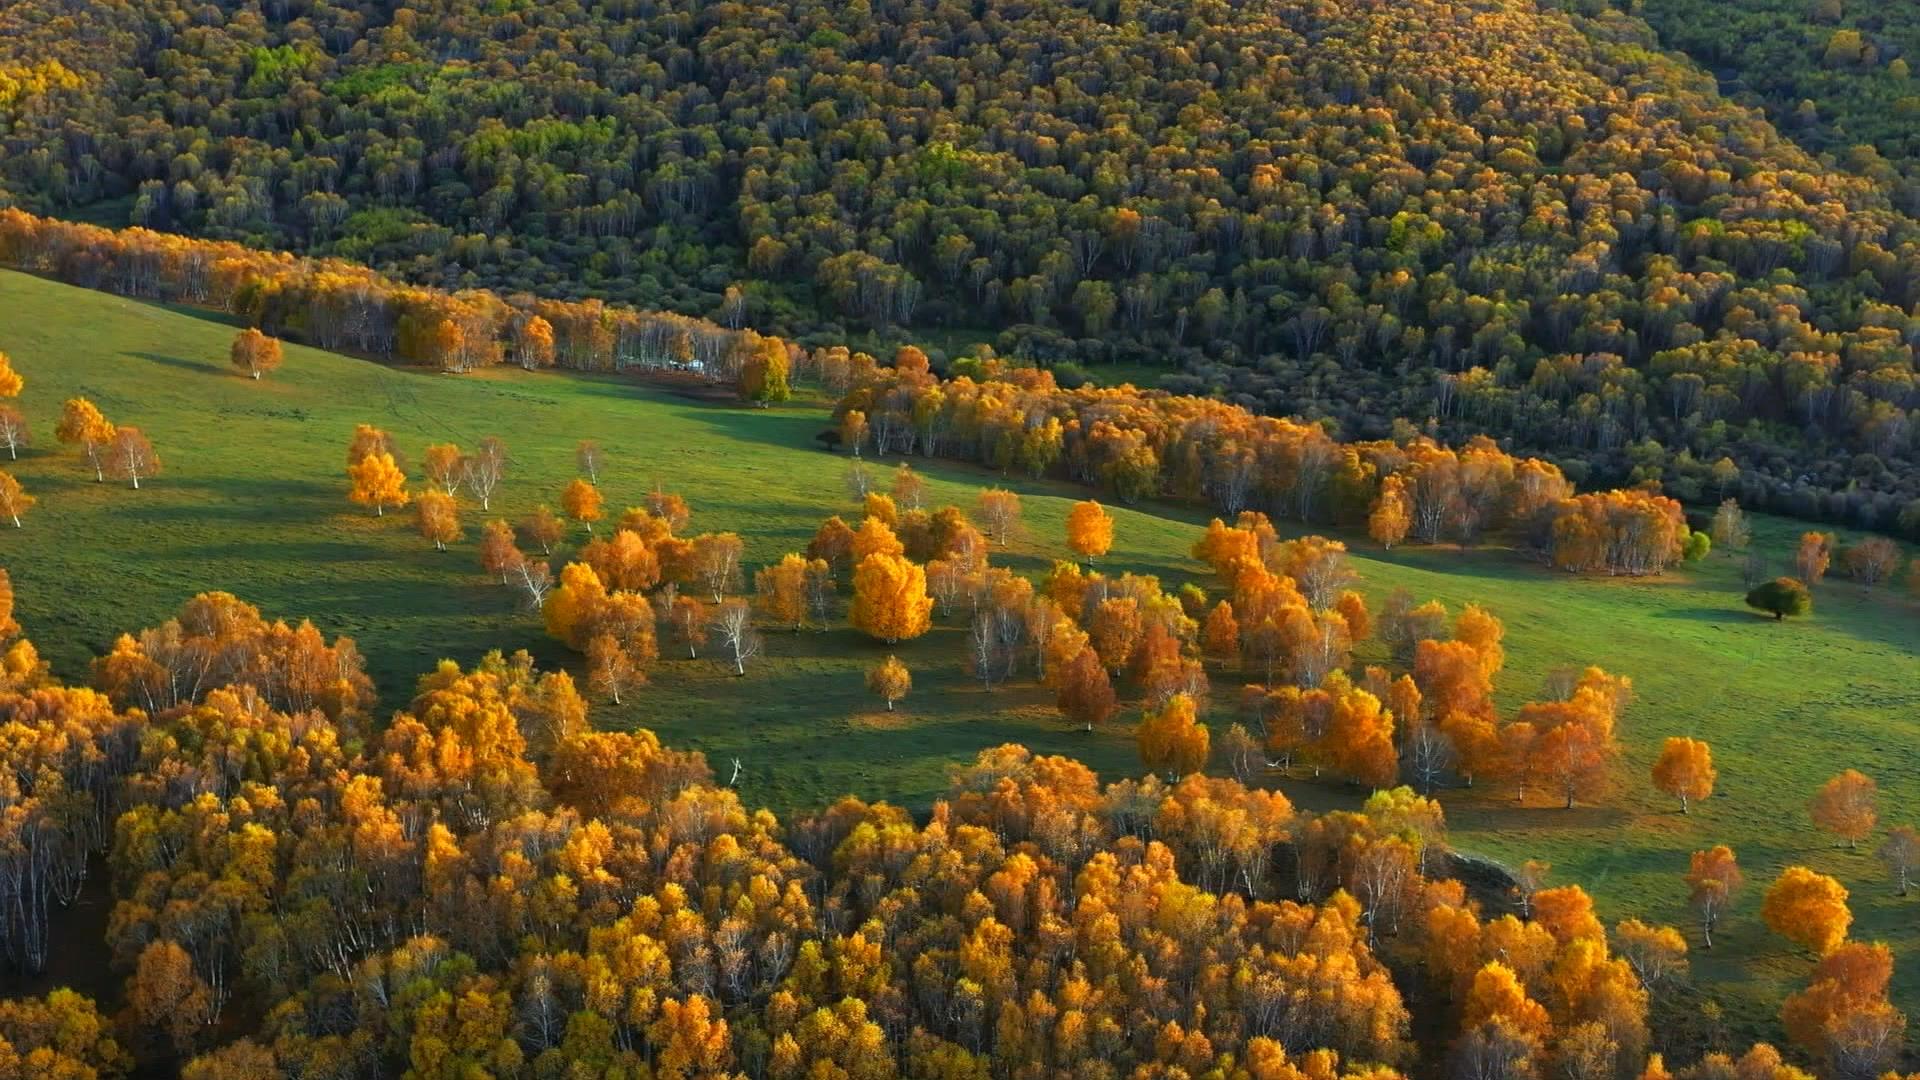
1,268,1916,1034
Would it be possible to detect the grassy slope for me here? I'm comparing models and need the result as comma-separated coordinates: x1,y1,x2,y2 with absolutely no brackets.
0,269,1916,1029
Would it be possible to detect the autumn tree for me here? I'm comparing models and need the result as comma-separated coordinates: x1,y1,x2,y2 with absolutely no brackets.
415,489,461,551
1877,826,1919,896
575,439,603,482
1795,532,1833,585
111,427,159,488
0,406,27,460
461,435,507,509
0,471,33,528
851,553,933,644
708,598,762,675
1840,537,1901,586
740,334,791,404
348,450,409,515
477,519,521,583
1065,500,1114,564
1369,474,1412,548
229,327,283,379
1686,845,1743,949
1746,577,1811,620
867,656,910,711
1763,866,1852,955
755,553,814,630
977,488,1021,544
1651,737,1715,813
423,442,464,495
55,397,114,482
0,353,21,398
1056,645,1117,730
586,633,640,704
690,533,746,601
562,478,604,534
521,505,565,554
1711,499,1751,552
1810,769,1878,849
513,315,555,369
1138,692,1210,776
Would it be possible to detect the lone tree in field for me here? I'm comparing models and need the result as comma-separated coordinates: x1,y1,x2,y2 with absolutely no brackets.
347,451,409,516
575,440,603,482
1651,736,1716,813
1137,692,1210,777
229,328,283,380
0,471,34,527
1810,769,1878,850
851,552,933,644
977,488,1021,544
111,427,159,489
1762,866,1851,956
56,398,115,482
561,478,603,535
0,354,21,399
1746,577,1811,620
1065,500,1114,565
1878,827,1919,896
0,407,29,460
1685,845,1743,949
867,656,911,712
415,490,461,551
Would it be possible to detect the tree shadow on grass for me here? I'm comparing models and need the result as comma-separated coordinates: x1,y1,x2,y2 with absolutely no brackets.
131,350,223,375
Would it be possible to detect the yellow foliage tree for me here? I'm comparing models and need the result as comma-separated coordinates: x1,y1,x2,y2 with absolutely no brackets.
850,553,933,644
1137,692,1210,776
1650,736,1715,813
347,451,409,516
415,489,461,551
1762,866,1851,955
866,656,911,711
562,478,604,534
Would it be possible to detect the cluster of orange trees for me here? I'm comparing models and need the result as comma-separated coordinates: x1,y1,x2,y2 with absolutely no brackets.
0,360,166,528
0,573,1900,1077
839,356,1700,576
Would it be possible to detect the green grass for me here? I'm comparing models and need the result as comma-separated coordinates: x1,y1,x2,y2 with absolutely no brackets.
1,269,1917,1033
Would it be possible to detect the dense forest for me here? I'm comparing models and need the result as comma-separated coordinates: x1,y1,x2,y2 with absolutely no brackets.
1635,0,1920,170
1,0,1920,531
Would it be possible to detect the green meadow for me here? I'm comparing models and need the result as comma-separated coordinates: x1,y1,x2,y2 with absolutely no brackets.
1,268,1916,1032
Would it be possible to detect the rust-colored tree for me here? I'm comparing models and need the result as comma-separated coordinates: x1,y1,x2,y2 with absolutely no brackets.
111,427,160,489
1810,769,1878,849
1685,845,1743,949
1055,645,1117,731
477,519,521,583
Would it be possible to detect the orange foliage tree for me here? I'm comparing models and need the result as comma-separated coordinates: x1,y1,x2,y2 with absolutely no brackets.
229,328,283,380
1651,737,1716,813
347,450,409,516
415,489,461,551
561,478,603,534
0,471,33,528
1685,845,1744,950
1065,499,1113,564
1810,769,1878,849
1137,692,1210,777
1762,866,1851,955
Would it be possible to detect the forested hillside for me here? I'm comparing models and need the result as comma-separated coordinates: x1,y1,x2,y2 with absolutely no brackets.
2,0,1920,533
1637,0,1920,172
